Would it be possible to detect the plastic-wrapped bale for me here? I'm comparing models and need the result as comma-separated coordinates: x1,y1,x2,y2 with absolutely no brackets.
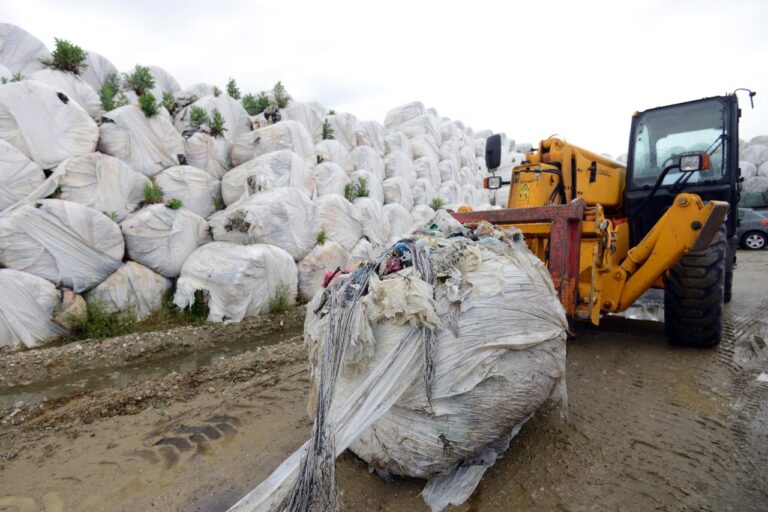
349,169,384,204
494,185,510,207
252,149,313,194
439,119,462,145
411,135,440,162
438,180,462,205
384,131,413,158
312,162,348,197
281,101,326,142
85,262,172,321
230,221,567,512
315,139,352,171
741,144,768,166
410,204,436,230
297,240,350,301
459,146,478,170
175,95,252,142
98,105,185,176
355,120,386,156
473,137,486,158
121,204,210,278
438,159,459,183
413,177,436,206
0,81,99,169
759,161,768,178
184,131,231,179
440,142,462,172
414,155,441,188
349,237,377,263
80,50,118,92
384,101,425,129
222,153,313,206
209,187,318,260
154,165,220,218
29,69,102,119
0,63,9,80
231,121,315,167
398,114,442,143
383,203,413,245
0,139,45,211
56,152,150,222
384,151,417,185
383,176,414,211
0,269,66,350
174,242,298,323
350,145,385,181
0,199,124,292
353,197,389,247
316,195,363,251
741,161,757,179
174,83,214,108
0,23,49,75
144,65,181,99
321,113,359,151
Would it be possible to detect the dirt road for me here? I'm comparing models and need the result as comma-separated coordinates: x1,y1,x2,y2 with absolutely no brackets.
1,252,766,511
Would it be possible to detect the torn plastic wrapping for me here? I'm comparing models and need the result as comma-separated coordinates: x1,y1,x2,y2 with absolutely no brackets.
184,132,231,179
85,261,172,321
29,69,102,119
297,240,350,301
154,165,220,219
231,121,315,167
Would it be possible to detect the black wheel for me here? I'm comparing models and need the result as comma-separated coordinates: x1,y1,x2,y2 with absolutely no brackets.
741,231,767,250
664,226,726,347
724,238,735,303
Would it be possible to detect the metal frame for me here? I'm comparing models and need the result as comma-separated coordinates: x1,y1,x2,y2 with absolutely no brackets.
450,199,586,314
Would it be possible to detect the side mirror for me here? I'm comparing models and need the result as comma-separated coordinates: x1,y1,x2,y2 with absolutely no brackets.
484,175,502,189
679,152,710,172
485,134,502,170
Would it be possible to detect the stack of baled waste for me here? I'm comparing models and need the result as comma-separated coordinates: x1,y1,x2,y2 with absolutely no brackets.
227,212,568,512
739,135,768,207
0,22,528,350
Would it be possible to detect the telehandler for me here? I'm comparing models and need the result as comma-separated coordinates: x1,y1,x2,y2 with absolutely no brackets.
451,93,753,347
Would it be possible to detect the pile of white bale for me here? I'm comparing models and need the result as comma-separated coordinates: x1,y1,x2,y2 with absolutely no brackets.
0,23,529,350
739,136,768,207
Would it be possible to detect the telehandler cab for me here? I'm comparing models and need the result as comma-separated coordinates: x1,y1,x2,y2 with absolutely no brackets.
451,93,752,347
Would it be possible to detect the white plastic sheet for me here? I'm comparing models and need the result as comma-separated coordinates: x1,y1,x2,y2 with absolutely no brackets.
281,101,326,143
98,104,185,176
0,138,45,212
316,194,363,251
221,151,313,205
410,204,435,230
413,177,436,206
384,131,412,158
29,69,102,119
323,112,359,151
349,169,384,204
121,204,210,278
175,94,252,142
398,114,441,143
315,139,352,171
352,197,389,247
174,241,298,323
231,121,315,167
0,81,99,169
355,120,386,156
0,199,124,292
0,23,49,75
384,151,417,185
0,268,65,350
184,131,231,179
85,262,172,321
384,101,425,129
312,162,348,198
383,203,413,245
174,83,214,107
209,187,318,261
80,50,119,93
297,240,349,301
414,156,442,188
146,65,181,98
350,145,385,181
383,176,414,211
438,180,461,204
56,152,150,222
154,165,220,218
438,159,459,183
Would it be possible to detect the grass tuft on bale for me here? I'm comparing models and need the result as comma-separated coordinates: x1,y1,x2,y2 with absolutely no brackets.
430,197,445,211
42,38,87,74
138,94,158,118
123,65,155,96
142,182,164,205
166,198,183,209
209,108,227,137
99,73,128,112
226,78,241,100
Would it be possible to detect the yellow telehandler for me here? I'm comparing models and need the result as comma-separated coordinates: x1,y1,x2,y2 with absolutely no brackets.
451,93,753,347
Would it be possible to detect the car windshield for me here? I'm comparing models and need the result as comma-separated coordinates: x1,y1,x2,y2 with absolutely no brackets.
631,100,728,188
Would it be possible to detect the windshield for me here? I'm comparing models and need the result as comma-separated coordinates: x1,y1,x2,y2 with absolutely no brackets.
631,100,728,188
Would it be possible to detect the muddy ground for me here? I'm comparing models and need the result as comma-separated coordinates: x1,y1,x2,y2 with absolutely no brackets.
1,252,766,512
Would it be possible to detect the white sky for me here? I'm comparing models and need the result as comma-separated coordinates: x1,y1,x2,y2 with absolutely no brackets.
4,0,767,156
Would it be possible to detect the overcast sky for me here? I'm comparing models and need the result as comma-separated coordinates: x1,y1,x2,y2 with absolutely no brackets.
4,0,767,155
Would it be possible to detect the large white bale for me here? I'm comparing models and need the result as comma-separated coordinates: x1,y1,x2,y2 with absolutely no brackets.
384,131,413,158
383,203,413,245
438,159,459,183
353,196,389,247
98,105,185,176
297,240,349,301
80,50,118,92
174,242,298,323
184,131,231,179
398,114,441,142
281,101,326,142
494,185,510,207
411,135,440,161
209,187,318,260
414,155,441,188
86,262,172,321
740,160,757,179
0,63,10,80
459,145,478,170
321,112,359,151
383,176,414,211
121,204,210,278
231,121,315,167
350,145,385,181
0,199,124,292
175,95,252,142
355,120,386,156
384,101,425,129
316,194,363,251
0,138,45,211
749,135,768,146
146,65,181,98
312,162,349,197
0,23,49,75
349,237,377,263
384,151,417,185
154,165,220,218
759,160,768,178
413,177,436,206
315,139,352,171
0,269,66,350
0,81,99,169
349,169,384,204
29,69,102,119
174,83,214,107
56,152,150,222
410,204,435,230
438,180,462,204
221,151,312,205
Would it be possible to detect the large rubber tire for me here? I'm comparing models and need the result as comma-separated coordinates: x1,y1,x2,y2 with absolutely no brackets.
724,238,735,304
664,226,726,347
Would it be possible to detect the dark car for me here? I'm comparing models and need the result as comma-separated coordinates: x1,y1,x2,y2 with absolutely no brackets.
736,208,768,250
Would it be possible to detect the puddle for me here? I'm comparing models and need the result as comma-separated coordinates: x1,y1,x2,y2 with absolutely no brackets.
0,327,303,410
